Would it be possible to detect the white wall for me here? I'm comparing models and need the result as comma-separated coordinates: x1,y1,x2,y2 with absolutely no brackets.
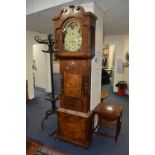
26,31,37,99
26,30,51,99
91,3,103,110
53,63,60,73
104,34,129,94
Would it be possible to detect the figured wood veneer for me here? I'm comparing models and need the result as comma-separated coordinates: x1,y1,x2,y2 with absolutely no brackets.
57,110,93,148
60,60,91,112
64,73,81,97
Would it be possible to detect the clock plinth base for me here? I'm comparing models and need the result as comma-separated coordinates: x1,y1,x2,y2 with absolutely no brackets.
57,108,93,148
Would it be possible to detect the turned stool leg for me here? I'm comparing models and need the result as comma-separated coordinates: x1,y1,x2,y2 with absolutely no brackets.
115,113,122,143
98,117,102,129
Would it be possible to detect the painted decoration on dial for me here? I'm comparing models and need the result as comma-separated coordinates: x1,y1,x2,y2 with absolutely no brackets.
63,21,82,52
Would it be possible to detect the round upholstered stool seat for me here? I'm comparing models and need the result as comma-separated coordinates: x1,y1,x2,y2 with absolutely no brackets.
93,103,123,142
95,104,123,121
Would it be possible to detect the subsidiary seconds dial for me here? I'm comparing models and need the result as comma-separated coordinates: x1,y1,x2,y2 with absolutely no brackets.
63,21,82,52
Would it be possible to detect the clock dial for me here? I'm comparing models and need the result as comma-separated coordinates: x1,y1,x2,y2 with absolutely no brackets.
63,21,82,52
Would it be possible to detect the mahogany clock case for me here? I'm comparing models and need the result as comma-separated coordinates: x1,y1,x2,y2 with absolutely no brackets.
52,6,97,148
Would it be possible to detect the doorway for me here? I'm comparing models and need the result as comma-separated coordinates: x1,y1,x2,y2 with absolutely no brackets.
32,44,50,97
102,44,116,85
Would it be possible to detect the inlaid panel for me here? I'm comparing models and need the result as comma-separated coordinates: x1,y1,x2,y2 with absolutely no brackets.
64,73,82,97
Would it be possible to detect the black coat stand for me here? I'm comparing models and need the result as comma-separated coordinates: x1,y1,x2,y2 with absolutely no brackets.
35,34,59,132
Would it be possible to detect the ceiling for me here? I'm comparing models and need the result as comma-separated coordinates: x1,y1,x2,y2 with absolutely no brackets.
26,0,129,35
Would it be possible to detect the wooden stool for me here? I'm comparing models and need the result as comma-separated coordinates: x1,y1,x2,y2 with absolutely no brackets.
93,103,123,142
100,91,109,103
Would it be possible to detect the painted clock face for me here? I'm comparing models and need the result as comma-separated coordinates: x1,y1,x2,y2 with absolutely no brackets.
63,21,82,52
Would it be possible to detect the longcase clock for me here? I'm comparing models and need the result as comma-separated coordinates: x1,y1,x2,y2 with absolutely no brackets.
53,5,97,148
